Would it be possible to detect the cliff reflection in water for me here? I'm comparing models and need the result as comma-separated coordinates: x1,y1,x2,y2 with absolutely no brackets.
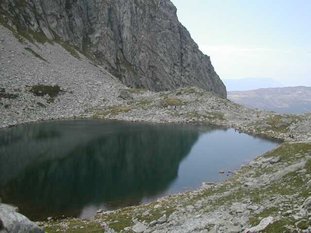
0,120,202,220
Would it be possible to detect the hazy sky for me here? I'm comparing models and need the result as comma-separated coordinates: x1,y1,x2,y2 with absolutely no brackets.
170,0,311,86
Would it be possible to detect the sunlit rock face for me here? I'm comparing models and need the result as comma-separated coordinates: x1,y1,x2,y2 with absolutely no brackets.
0,0,226,97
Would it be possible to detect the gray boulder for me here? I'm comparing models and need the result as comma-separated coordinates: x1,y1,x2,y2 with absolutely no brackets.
0,0,226,97
244,216,274,233
0,204,44,233
302,196,311,211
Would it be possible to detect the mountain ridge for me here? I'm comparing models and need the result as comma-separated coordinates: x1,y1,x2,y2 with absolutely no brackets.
228,86,311,114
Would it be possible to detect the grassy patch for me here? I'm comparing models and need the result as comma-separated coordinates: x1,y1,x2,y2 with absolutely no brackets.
24,47,48,62
137,204,175,224
44,219,103,233
94,202,176,232
0,13,50,44
264,143,311,163
22,29,51,44
135,99,153,110
161,97,183,107
94,106,132,118
305,158,311,173
265,115,300,133
249,207,279,226
297,219,310,230
97,209,133,232
29,85,61,102
262,218,295,233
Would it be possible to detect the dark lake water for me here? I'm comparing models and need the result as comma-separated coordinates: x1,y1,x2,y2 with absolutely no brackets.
0,120,278,221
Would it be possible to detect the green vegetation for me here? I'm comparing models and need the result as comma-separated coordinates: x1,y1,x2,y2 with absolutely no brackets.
161,97,183,107
29,85,61,102
94,106,132,118
265,115,300,133
135,99,153,110
262,219,295,233
0,15,50,44
265,143,311,163
249,207,279,226
44,219,103,233
96,209,133,232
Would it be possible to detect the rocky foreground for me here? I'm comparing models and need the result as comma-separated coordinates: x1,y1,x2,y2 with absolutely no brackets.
1,21,311,233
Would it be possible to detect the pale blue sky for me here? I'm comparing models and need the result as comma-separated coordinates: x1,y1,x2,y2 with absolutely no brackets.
171,0,311,86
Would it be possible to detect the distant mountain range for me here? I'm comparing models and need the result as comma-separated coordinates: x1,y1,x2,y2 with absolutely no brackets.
224,78,283,91
228,86,311,114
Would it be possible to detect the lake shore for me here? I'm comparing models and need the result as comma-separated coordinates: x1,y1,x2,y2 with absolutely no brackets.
39,88,311,233
1,86,311,232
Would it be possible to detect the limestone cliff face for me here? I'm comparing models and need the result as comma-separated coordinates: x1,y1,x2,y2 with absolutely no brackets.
0,0,227,97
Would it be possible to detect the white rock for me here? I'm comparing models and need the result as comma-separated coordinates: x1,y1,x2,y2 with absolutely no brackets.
132,222,147,233
244,216,274,233
230,203,247,213
157,214,167,224
302,196,311,210
0,204,44,233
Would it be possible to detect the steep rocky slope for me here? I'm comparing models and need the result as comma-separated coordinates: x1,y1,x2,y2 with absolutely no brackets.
0,24,126,128
0,0,226,96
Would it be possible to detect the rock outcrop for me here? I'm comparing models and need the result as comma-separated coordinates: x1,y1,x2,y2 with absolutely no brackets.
0,204,43,233
0,0,226,97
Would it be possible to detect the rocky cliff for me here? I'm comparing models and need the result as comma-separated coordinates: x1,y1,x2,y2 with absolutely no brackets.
0,0,226,97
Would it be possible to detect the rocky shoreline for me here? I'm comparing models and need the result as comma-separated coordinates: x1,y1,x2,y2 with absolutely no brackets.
1,83,311,232
40,142,311,233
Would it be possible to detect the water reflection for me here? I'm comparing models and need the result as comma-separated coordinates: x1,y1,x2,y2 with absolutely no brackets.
0,120,278,221
0,120,202,220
